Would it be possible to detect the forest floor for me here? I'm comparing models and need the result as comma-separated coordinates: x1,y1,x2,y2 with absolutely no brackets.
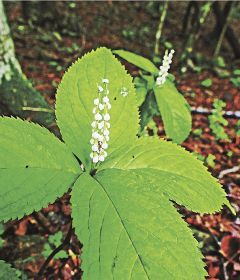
1,2,240,280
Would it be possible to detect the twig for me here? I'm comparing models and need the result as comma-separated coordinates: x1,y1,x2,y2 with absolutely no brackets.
218,166,240,179
36,223,72,279
191,106,240,119
213,2,240,58
213,2,235,57
21,106,54,113
154,1,168,55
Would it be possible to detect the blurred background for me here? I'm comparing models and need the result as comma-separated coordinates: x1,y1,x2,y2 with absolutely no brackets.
0,1,240,279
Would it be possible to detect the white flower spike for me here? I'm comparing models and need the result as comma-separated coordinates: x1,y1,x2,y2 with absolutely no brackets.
156,49,175,86
90,78,111,164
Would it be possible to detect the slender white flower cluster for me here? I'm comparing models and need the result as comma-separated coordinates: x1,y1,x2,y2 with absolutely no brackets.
120,87,128,97
90,78,111,164
156,49,175,86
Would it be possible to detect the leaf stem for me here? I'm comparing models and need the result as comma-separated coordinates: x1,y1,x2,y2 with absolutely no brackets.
36,222,72,279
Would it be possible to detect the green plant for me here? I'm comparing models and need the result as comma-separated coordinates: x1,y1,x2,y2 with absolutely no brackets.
206,154,216,168
230,71,240,88
0,260,26,280
227,151,233,157
236,120,240,136
42,231,68,259
214,56,226,68
192,128,203,136
201,78,212,88
208,99,230,140
192,152,205,162
114,49,192,144
230,67,240,87
0,48,232,279
233,69,240,76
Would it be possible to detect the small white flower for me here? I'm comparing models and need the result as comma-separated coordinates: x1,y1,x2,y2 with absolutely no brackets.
103,96,109,103
90,139,95,145
90,152,94,159
94,98,99,105
102,142,108,149
107,103,111,110
103,129,109,136
91,121,97,128
102,78,109,84
92,144,98,152
120,87,128,97
99,103,104,110
95,113,102,121
93,155,99,163
98,85,104,92
106,122,110,128
98,134,104,142
99,155,105,162
92,131,99,139
105,135,110,142
104,113,110,121
92,107,97,114
98,121,104,130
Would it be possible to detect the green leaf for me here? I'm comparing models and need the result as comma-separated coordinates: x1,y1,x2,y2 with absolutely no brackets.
230,77,240,87
71,171,207,280
136,86,147,107
56,47,139,171
0,117,80,222
153,80,192,143
233,69,240,76
139,92,159,132
0,260,20,280
99,137,229,213
201,78,212,88
114,49,159,74
206,154,216,168
134,77,148,107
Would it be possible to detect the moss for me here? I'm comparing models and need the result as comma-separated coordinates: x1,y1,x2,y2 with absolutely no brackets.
0,68,55,127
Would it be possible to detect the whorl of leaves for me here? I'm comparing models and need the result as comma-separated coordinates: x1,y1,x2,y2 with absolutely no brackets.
0,47,231,279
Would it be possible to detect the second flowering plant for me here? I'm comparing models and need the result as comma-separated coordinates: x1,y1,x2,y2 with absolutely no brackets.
0,47,232,279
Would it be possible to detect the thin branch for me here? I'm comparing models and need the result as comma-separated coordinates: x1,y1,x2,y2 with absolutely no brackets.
36,223,72,279
218,166,240,179
214,2,235,58
21,106,54,113
213,2,240,58
191,106,240,119
154,1,168,55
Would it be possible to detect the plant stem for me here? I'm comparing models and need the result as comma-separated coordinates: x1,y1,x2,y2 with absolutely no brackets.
154,1,168,55
36,223,72,279
213,2,234,58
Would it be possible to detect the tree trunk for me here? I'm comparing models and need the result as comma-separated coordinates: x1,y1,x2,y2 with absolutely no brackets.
0,0,55,127
213,2,240,59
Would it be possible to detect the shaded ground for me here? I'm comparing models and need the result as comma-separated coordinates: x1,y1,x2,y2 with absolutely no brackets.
1,2,240,279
